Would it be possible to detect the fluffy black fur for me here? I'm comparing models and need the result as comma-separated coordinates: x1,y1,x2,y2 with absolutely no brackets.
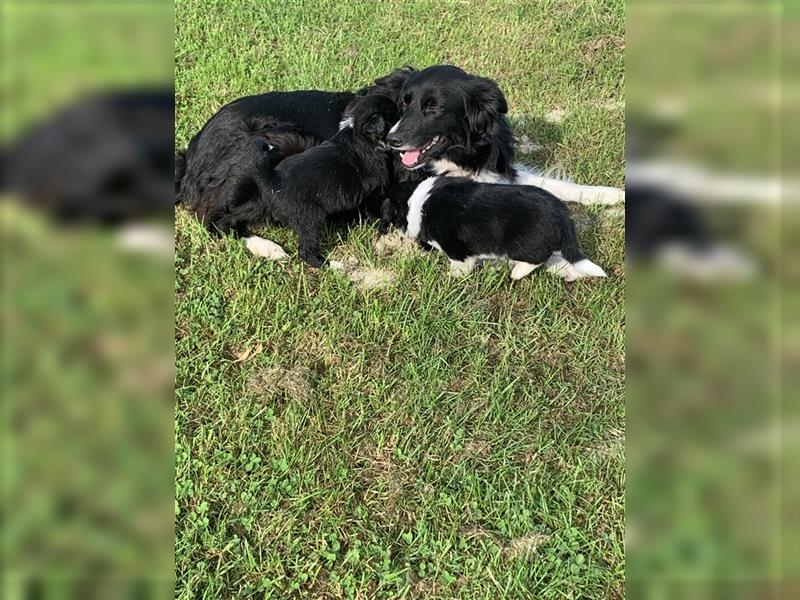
382,177,605,280
269,95,398,267
178,113,319,235
176,68,424,235
385,65,516,178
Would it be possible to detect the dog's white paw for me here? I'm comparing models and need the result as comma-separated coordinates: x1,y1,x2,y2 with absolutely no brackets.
245,236,288,260
448,258,476,277
509,260,540,280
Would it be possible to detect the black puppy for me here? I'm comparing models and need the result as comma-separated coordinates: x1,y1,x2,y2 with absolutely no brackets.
381,177,607,281
270,95,398,267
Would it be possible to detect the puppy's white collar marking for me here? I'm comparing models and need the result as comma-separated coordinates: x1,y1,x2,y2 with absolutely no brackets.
404,177,438,239
432,159,508,183
338,117,354,130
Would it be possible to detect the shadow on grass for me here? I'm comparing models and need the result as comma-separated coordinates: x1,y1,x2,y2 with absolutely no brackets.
510,115,563,170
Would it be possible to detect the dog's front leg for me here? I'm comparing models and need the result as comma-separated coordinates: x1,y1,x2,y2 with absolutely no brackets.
295,214,326,267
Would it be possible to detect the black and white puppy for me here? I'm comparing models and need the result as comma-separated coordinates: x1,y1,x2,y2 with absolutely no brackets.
381,177,607,281
270,94,398,267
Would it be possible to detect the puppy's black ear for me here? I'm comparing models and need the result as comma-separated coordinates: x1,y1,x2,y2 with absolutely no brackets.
464,76,508,133
371,67,416,101
361,113,386,139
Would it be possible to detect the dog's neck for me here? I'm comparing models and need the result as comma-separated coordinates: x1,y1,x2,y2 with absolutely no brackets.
431,159,511,183
431,123,516,181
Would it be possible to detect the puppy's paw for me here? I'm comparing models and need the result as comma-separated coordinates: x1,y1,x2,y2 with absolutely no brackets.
245,236,288,260
300,250,325,268
448,259,475,277
509,261,539,280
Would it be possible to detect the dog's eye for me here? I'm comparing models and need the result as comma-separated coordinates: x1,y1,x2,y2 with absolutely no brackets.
401,94,411,107
422,98,438,113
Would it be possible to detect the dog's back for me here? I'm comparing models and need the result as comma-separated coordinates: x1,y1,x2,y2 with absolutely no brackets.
274,132,375,215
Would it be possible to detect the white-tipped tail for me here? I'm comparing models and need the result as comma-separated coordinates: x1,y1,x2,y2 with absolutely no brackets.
545,252,607,281
568,259,608,281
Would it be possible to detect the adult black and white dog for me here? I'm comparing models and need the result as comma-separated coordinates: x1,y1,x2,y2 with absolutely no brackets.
381,177,607,281
384,65,623,205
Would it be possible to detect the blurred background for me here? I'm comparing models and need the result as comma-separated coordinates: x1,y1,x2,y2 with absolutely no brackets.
1,1,175,598
1,0,796,598
626,1,797,599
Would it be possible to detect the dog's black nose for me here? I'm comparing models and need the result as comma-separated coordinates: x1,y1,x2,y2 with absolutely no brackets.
385,130,403,148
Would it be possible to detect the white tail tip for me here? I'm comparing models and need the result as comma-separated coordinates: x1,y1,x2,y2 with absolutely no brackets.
567,259,608,281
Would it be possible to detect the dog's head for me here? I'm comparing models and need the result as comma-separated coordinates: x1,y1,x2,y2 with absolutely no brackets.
346,94,400,145
384,65,510,171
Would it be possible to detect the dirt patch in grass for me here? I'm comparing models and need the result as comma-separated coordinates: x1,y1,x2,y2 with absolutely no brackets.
463,438,493,459
502,532,552,559
583,35,625,56
247,365,314,404
410,577,445,598
588,427,624,461
373,231,422,256
329,256,396,290
355,440,417,525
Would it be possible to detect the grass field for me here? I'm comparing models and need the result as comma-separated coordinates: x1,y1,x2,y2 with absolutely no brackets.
175,1,625,598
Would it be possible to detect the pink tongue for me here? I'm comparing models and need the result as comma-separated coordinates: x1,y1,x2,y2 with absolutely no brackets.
401,150,421,167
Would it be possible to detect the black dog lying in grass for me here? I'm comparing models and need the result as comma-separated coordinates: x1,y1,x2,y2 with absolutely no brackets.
175,69,419,237
381,177,607,281
268,94,398,267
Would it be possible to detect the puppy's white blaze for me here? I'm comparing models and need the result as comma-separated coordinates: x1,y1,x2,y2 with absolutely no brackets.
404,177,438,239
388,119,401,134
570,259,607,279
338,117,353,130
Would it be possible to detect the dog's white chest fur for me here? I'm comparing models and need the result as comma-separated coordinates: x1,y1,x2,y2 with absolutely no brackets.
431,159,508,183
404,176,438,238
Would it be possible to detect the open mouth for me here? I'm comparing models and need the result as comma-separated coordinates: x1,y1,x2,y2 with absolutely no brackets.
399,136,441,168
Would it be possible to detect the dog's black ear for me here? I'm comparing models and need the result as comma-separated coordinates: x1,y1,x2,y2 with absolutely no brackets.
371,67,416,101
360,113,386,139
464,76,508,133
